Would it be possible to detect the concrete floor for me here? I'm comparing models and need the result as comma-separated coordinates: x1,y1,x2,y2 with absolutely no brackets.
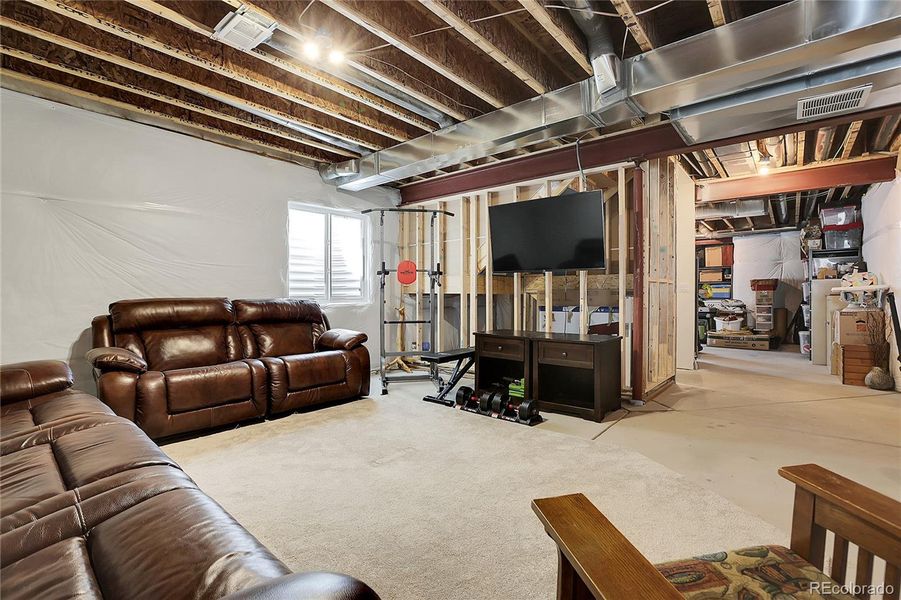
407,344,900,533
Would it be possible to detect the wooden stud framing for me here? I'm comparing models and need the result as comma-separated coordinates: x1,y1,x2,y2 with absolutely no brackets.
579,270,589,334
469,194,480,344
797,131,807,166
485,192,497,331
544,271,553,334
459,196,471,347
436,201,447,352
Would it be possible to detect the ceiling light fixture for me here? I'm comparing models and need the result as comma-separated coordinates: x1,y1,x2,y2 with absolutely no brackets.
328,49,344,65
303,40,320,60
758,155,772,175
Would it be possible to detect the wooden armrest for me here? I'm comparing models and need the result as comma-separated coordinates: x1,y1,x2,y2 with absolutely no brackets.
779,464,901,541
532,494,683,600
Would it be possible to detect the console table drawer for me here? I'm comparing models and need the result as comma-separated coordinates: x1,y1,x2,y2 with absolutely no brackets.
538,342,593,368
479,337,525,360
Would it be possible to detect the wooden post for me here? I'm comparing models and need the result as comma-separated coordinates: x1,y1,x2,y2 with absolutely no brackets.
545,271,553,334
513,274,522,330
436,201,446,352
618,167,628,391
579,270,589,334
631,167,645,401
415,210,425,352
486,192,495,331
459,196,470,348
469,194,479,343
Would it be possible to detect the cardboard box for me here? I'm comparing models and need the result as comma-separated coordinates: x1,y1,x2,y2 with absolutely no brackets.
707,331,778,350
705,246,723,267
699,270,723,282
837,310,884,345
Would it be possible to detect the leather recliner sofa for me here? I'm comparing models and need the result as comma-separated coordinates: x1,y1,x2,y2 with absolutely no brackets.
0,359,378,600
89,298,369,439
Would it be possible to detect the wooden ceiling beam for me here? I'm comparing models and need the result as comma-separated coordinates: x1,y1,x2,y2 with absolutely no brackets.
23,0,400,148
610,0,657,52
0,28,354,159
813,126,836,162
129,0,432,133
219,0,485,122
1,3,373,153
706,0,726,27
797,130,806,166
321,0,530,108
0,62,325,166
516,1,591,76
871,113,900,152
703,148,728,177
419,0,567,94
838,120,862,160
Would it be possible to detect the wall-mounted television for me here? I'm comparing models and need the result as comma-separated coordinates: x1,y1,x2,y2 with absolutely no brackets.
488,190,605,273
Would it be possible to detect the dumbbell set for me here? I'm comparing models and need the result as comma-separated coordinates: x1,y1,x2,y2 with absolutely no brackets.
454,383,541,426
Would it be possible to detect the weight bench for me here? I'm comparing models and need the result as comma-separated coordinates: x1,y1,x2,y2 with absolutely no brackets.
420,347,475,406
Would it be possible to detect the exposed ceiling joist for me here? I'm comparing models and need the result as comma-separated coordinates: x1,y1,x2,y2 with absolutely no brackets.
517,0,592,75
611,0,657,52
703,148,728,177
696,155,897,203
872,114,901,152
0,8,365,155
321,0,530,108
32,0,414,144
420,0,565,94
839,120,862,160
706,0,726,27
813,126,836,162
128,0,433,133
0,67,322,166
0,35,353,159
797,130,806,166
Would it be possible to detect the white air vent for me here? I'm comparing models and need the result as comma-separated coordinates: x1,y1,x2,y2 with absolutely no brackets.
212,8,277,51
796,84,872,120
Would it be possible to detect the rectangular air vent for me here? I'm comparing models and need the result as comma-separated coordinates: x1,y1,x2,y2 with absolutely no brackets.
212,8,277,51
796,84,872,120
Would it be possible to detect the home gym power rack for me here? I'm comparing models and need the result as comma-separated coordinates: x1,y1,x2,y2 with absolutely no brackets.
362,207,454,395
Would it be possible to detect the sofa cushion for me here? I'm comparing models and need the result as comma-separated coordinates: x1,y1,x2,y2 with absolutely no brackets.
250,322,315,357
141,326,229,371
654,545,854,599
1,537,103,600
283,351,348,391
109,298,234,331
0,445,67,517
165,361,255,413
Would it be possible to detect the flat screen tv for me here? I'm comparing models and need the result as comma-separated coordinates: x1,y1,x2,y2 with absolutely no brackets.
488,190,605,273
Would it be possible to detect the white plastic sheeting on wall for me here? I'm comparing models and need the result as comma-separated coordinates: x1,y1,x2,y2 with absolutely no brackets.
861,175,901,390
0,90,398,390
732,231,806,328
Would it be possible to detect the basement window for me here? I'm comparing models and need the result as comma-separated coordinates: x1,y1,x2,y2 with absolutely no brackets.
288,204,367,304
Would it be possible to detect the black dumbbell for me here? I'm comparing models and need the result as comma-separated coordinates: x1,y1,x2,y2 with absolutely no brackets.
456,386,474,407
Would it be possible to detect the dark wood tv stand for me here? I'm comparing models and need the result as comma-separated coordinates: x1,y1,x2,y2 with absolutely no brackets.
474,330,622,422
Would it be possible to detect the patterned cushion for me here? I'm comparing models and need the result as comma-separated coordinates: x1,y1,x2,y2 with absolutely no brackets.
655,545,854,599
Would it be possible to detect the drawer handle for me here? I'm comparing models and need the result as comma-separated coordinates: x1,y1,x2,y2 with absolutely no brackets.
497,345,503,351
562,352,568,358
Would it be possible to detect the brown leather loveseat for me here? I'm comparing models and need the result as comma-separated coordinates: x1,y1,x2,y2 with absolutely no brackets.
0,360,379,600
89,298,369,439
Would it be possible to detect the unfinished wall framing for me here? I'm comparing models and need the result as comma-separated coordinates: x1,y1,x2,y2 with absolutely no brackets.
396,163,638,394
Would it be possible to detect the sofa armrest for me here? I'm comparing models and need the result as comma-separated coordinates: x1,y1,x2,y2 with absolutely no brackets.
221,572,379,600
86,347,148,374
317,329,368,351
0,360,75,404
532,494,682,600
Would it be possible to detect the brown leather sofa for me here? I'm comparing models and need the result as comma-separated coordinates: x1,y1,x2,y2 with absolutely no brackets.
89,298,369,439
0,360,378,600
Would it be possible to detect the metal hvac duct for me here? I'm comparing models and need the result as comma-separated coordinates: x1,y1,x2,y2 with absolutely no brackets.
323,0,901,190
695,199,767,220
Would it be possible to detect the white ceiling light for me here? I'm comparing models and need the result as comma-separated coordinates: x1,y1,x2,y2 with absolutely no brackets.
303,40,321,60
328,49,344,65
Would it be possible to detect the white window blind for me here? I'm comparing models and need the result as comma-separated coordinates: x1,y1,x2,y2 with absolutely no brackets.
288,204,367,303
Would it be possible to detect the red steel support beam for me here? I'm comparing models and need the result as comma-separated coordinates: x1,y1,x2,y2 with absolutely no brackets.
631,167,645,402
399,104,901,204
695,155,897,203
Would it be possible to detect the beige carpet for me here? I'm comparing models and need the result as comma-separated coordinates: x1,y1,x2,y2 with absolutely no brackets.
164,386,786,600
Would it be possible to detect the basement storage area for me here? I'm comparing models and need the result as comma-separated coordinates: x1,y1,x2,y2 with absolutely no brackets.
2,1,901,599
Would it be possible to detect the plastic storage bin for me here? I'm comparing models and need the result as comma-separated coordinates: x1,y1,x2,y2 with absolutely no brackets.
715,316,743,331
802,304,811,327
820,205,860,226
799,330,811,355
823,222,863,250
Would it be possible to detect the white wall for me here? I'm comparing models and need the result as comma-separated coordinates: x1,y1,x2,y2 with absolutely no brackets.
732,231,806,327
0,90,398,390
861,173,901,391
